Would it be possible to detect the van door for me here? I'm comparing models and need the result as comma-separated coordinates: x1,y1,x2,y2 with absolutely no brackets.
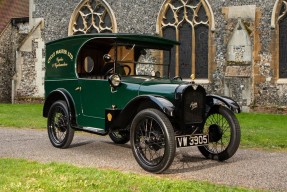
75,47,112,129
78,79,111,129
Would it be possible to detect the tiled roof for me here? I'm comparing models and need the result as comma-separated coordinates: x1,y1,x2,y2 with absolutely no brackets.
0,0,29,33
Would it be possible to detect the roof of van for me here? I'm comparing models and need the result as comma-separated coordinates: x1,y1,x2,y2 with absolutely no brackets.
46,33,180,50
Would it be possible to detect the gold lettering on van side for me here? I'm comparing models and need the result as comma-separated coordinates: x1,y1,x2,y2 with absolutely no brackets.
47,49,74,64
52,57,68,68
47,52,56,64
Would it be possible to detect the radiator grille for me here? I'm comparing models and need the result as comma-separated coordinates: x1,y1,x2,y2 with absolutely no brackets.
183,86,206,124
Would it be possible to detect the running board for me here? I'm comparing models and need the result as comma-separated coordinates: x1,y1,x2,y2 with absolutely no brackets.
82,127,108,136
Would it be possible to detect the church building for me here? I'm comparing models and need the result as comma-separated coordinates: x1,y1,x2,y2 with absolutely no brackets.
0,0,287,112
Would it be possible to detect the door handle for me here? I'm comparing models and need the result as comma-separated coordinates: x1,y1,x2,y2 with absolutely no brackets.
75,86,81,91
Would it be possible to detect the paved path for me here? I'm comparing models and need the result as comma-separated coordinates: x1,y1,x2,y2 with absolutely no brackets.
0,127,286,191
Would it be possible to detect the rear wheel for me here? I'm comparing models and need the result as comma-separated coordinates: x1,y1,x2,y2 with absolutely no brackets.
198,106,240,161
130,109,175,173
47,100,74,149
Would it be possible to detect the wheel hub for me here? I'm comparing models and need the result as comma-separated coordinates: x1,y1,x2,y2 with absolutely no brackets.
144,131,163,151
209,124,223,142
56,119,67,132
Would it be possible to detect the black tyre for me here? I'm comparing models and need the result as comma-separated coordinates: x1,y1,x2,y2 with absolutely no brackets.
109,130,130,144
130,109,175,173
198,106,240,161
47,100,74,149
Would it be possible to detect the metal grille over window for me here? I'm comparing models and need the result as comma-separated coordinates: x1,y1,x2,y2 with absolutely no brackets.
158,0,210,79
279,0,287,78
68,0,117,35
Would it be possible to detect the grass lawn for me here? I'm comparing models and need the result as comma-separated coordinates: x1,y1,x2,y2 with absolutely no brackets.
0,158,261,192
237,112,287,151
0,104,46,128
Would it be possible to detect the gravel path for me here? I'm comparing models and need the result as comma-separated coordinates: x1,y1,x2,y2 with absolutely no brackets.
0,127,286,191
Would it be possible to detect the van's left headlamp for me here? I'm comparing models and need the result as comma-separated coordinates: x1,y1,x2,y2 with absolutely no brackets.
108,74,121,87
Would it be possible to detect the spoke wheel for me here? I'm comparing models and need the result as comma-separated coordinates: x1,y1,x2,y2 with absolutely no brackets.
47,101,74,148
109,130,130,144
131,109,175,173
198,106,240,161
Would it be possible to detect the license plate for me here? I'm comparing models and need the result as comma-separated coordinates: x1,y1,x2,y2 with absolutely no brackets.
176,134,209,148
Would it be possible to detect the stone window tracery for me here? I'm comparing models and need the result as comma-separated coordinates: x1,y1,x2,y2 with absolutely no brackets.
157,0,213,79
68,0,117,35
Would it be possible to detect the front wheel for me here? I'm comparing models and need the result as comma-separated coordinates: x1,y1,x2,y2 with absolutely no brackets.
47,100,74,149
130,109,175,173
198,106,240,161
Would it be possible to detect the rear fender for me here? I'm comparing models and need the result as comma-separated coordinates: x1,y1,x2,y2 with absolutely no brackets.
206,94,241,113
43,89,77,124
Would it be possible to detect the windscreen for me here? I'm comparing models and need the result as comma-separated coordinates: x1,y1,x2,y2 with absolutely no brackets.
115,44,171,78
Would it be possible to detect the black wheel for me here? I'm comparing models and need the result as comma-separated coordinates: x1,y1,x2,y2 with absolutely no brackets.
198,106,240,161
47,100,74,149
130,109,175,173
109,130,130,144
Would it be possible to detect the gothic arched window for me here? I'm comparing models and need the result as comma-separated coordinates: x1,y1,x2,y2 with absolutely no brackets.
68,0,117,35
157,0,214,79
278,0,287,78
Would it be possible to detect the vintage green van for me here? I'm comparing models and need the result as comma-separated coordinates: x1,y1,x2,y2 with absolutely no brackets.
43,33,241,173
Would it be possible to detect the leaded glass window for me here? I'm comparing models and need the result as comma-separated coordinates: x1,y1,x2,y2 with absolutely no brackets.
279,0,287,78
158,0,210,79
68,0,117,35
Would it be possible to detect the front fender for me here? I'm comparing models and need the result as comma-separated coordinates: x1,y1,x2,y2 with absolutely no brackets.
206,94,241,113
110,95,174,130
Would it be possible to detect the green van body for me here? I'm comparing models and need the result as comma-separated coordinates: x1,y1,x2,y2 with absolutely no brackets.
43,34,241,173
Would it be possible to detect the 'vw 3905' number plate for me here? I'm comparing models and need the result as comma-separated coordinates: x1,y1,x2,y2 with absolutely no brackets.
176,134,209,148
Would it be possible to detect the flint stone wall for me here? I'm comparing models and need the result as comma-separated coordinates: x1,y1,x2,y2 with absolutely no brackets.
0,24,27,103
0,26,13,102
16,47,37,97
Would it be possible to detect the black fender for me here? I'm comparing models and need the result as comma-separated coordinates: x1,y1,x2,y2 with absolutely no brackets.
110,95,175,130
206,94,241,113
43,89,77,124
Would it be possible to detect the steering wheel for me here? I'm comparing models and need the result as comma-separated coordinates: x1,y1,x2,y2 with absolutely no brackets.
104,64,132,78
120,64,131,76
173,76,182,81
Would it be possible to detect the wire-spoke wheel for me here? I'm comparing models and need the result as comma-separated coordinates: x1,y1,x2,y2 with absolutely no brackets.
130,109,175,173
198,106,240,161
47,100,74,148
